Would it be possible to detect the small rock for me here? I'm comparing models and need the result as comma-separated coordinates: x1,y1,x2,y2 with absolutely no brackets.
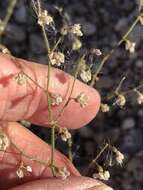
122,118,135,130
14,6,27,24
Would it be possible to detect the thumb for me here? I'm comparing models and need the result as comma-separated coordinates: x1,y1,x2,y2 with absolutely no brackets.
10,176,113,190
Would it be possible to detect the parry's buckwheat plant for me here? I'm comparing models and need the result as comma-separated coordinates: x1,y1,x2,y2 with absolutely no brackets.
0,0,143,189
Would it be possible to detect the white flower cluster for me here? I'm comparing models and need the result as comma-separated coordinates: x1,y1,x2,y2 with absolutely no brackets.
70,24,83,36
134,89,143,105
93,166,110,181
61,24,83,37
79,58,92,83
115,94,126,108
38,10,53,26
55,166,70,180
112,146,124,165
0,129,10,151
50,93,63,106
101,103,110,112
91,48,102,56
75,92,88,108
125,40,136,53
137,93,143,104
59,127,71,142
15,72,27,85
72,38,82,50
16,164,32,178
49,51,65,66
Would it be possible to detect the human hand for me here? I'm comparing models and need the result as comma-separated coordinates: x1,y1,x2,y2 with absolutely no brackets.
0,53,112,190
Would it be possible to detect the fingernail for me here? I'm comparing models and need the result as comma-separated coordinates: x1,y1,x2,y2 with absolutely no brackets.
88,184,113,190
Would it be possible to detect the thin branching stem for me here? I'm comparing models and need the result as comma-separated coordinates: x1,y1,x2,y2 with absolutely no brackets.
0,0,17,38
90,11,143,87
37,0,56,176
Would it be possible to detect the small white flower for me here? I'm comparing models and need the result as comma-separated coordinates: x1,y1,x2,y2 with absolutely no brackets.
75,92,88,108
49,52,65,66
93,170,110,181
125,40,136,53
26,166,32,173
112,146,124,165
91,48,102,56
70,24,83,37
72,38,82,50
135,89,143,104
15,72,27,85
101,103,110,112
0,130,10,151
116,152,124,165
59,128,71,142
16,168,24,178
115,94,126,107
38,10,53,26
61,25,69,35
16,164,32,178
55,167,70,180
137,94,143,104
80,70,92,83
50,93,63,106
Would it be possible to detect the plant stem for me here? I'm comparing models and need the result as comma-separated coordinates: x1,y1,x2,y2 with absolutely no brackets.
0,0,17,37
68,138,73,162
90,11,143,87
37,0,56,176
84,143,109,175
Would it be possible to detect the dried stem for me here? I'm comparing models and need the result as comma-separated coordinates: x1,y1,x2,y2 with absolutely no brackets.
0,0,17,37
90,11,143,87
84,143,109,175
36,0,55,176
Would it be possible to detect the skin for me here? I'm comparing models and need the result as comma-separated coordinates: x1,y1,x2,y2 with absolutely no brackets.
0,53,112,190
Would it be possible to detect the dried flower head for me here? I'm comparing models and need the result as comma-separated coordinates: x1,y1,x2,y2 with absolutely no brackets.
49,51,65,66
70,24,83,37
134,89,143,104
26,165,33,173
125,40,136,53
72,38,82,50
112,146,124,165
61,25,69,35
80,70,92,83
59,127,71,142
91,48,102,56
79,59,92,83
137,93,143,104
55,166,70,180
15,72,27,85
38,10,53,26
16,168,24,178
101,103,110,112
50,93,63,106
0,45,11,54
116,94,126,107
0,129,10,151
16,164,32,178
75,92,88,108
93,167,110,181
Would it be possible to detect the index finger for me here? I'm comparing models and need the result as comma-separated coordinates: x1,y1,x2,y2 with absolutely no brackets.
0,53,100,128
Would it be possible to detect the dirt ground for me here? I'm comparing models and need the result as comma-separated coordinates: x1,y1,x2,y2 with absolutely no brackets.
0,0,143,190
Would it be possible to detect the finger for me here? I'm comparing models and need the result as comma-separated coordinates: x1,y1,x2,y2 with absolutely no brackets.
0,122,80,189
0,53,100,129
10,176,113,190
